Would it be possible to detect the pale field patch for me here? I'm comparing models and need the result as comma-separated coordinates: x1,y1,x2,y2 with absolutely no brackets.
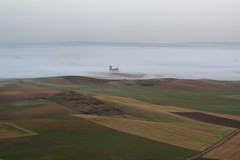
222,95,240,100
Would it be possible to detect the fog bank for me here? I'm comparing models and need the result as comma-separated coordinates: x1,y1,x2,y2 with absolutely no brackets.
1,44,240,80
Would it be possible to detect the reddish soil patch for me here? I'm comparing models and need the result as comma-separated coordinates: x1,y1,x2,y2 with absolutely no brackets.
45,92,125,116
173,112,240,128
0,86,62,102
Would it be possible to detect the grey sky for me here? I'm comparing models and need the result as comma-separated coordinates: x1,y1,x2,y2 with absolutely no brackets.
0,0,240,42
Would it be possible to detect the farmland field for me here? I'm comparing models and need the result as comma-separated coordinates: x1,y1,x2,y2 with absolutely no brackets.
204,130,240,160
25,77,240,116
0,76,240,160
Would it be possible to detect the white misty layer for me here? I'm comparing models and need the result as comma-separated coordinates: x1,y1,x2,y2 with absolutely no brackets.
0,46,240,80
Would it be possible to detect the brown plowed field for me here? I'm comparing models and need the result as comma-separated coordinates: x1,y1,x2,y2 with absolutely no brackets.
173,112,240,128
0,86,62,101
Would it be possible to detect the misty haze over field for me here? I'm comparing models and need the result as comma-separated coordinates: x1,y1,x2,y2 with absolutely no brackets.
0,42,240,80
0,1,240,80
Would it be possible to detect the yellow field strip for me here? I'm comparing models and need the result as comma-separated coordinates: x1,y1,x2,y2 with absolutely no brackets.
204,129,240,160
74,114,233,151
187,129,240,160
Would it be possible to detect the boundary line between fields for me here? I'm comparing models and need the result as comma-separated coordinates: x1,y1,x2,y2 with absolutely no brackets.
5,122,39,136
186,129,240,160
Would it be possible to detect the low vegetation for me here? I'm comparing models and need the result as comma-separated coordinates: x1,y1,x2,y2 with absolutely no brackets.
45,91,125,115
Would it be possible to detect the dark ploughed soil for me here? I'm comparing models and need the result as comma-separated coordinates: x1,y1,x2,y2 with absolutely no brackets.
45,91,125,116
172,112,240,128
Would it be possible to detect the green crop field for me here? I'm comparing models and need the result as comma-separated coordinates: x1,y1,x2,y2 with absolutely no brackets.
0,100,196,160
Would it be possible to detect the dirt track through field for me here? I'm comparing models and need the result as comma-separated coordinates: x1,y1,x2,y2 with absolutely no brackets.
0,122,38,139
5,122,38,136
187,129,240,160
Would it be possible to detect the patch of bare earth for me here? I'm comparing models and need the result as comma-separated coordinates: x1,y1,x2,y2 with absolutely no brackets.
173,112,240,128
45,92,125,116
0,86,62,101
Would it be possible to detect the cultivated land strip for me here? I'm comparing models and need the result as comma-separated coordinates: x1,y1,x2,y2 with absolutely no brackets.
74,114,233,151
187,129,240,160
